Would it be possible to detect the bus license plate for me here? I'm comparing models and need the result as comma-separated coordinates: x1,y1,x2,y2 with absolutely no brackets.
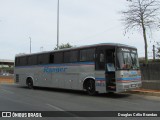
131,84,136,87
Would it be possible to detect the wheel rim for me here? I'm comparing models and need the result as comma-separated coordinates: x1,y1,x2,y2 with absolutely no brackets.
28,82,33,89
87,80,95,95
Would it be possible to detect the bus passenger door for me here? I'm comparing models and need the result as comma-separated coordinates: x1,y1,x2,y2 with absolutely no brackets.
95,50,106,93
105,50,116,92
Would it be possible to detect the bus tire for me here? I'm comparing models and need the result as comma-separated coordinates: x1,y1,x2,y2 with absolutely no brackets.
84,79,96,95
26,78,34,89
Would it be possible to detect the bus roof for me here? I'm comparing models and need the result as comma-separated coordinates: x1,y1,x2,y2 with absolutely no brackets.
15,43,137,57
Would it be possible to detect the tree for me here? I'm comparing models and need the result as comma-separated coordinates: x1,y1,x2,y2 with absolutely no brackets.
54,43,73,50
156,42,160,58
121,0,160,64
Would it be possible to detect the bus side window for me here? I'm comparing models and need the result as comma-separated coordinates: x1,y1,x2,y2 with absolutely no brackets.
64,51,70,63
70,51,78,62
64,51,78,63
50,54,54,63
15,58,20,66
38,54,49,65
19,57,27,66
80,49,95,62
96,50,105,70
54,52,63,64
28,55,37,65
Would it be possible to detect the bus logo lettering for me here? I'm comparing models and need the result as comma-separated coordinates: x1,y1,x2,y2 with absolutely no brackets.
43,67,67,73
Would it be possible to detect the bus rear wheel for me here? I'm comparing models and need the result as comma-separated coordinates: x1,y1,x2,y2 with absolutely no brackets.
26,78,34,89
85,79,96,95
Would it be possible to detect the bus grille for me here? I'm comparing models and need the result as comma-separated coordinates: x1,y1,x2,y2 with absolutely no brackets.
124,85,130,89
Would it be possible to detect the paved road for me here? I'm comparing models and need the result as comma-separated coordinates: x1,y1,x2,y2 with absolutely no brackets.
0,84,160,120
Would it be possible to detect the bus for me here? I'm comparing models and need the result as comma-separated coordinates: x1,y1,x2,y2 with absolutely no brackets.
14,43,142,95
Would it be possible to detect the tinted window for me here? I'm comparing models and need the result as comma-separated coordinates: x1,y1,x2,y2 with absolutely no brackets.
28,55,37,65
15,58,20,66
64,51,78,63
80,49,95,62
50,53,54,63
54,52,63,63
38,53,49,64
64,51,70,63
70,51,78,62
17,57,27,66
20,57,27,66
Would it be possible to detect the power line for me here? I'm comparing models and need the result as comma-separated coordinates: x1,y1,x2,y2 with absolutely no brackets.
78,24,121,42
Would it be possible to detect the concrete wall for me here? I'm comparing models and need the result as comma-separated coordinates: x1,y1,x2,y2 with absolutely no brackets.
140,63,160,90
141,80,160,90
140,63,160,80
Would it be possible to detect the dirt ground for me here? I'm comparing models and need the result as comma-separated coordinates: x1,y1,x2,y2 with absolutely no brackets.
0,76,14,84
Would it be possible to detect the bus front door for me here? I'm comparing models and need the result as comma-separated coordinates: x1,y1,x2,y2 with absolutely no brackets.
95,48,116,93
105,50,116,92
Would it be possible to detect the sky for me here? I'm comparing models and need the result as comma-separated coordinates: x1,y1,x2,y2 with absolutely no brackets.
0,0,160,60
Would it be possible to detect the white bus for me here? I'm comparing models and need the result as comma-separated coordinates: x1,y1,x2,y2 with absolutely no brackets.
14,43,142,95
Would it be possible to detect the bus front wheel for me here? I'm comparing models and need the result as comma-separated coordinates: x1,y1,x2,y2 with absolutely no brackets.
85,79,96,95
26,78,34,89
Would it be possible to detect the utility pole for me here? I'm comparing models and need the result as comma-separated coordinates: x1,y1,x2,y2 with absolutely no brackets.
57,0,59,50
29,37,32,54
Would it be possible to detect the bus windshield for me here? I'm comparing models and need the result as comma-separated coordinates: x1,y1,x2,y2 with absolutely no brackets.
117,48,140,70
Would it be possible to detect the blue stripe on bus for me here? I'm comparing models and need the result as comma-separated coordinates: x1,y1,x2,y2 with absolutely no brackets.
117,76,141,81
95,78,106,81
95,76,141,81
15,62,94,68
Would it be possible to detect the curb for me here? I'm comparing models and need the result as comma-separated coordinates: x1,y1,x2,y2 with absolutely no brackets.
127,89,160,97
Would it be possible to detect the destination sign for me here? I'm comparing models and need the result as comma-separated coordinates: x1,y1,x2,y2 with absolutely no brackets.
120,48,137,53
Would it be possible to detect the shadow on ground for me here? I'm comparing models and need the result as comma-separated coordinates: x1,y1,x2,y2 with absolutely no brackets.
17,85,131,99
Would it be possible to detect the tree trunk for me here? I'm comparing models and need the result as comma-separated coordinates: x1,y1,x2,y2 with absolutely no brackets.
142,25,148,64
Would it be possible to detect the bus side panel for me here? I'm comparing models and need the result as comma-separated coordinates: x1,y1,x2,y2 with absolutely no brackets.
14,67,28,86
34,69,52,87
42,65,77,89
62,73,78,89
51,62,94,91
79,63,95,90
42,64,79,90
15,62,98,92
63,65,79,90
95,71,106,93
34,65,58,88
